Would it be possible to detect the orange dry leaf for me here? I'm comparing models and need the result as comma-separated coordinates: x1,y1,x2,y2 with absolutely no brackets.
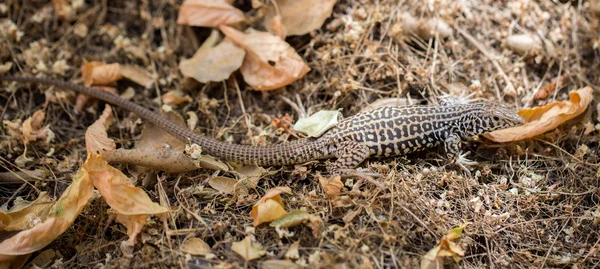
1,192,54,232
485,87,593,142
179,38,245,83
263,0,337,36
161,90,193,105
83,155,169,254
21,109,53,145
0,162,94,264
220,26,310,90
81,61,122,87
177,0,245,27
85,105,116,159
318,175,343,196
250,186,291,226
533,76,569,101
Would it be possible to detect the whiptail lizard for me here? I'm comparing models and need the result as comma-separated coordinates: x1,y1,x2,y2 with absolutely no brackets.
0,76,525,174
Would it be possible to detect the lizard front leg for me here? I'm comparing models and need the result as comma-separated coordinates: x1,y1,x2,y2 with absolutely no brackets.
444,133,478,173
326,141,370,175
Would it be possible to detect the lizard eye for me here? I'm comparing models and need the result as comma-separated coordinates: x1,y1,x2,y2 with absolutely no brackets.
492,116,500,121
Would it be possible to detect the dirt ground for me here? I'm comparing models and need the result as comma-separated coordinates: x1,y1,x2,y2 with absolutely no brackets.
1,0,600,268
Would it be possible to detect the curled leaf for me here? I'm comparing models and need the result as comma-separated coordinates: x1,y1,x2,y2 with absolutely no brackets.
1,192,54,231
250,187,291,226
293,110,340,137
208,176,248,195
162,90,193,105
485,87,593,142
22,110,53,145
220,26,310,90
179,38,245,83
120,65,155,88
81,61,122,87
177,0,245,27
85,105,116,159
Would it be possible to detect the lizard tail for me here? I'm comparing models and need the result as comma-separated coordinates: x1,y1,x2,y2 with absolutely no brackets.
0,75,330,166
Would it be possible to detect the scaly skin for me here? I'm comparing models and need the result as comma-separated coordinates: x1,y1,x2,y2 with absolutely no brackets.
0,75,525,174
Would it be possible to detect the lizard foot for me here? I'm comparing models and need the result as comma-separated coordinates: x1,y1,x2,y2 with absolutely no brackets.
452,152,478,174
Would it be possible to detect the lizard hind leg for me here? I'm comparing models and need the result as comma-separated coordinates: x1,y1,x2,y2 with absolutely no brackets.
326,141,370,176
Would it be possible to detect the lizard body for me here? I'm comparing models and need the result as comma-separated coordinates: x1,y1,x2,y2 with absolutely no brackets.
0,76,524,174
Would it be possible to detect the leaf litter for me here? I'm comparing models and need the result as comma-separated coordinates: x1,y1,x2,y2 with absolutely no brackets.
1,0,599,268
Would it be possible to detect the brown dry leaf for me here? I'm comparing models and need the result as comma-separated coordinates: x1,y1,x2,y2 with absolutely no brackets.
81,61,122,87
208,176,248,195
269,14,287,39
263,0,337,36
231,235,267,261
83,155,169,216
485,87,593,142
120,65,155,88
177,0,245,27
51,0,74,20
181,237,212,256
85,105,116,159
318,175,343,196
261,260,302,269
0,62,12,74
285,241,300,260
161,90,193,105
533,76,569,101
75,86,119,114
0,213,11,230
0,160,94,262
420,224,467,269
180,38,245,83
220,26,310,90
250,186,291,226
116,214,147,255
233,164,267,189
136,111,187,152
83,155,168,254
2,192,54,231
22,109,53,145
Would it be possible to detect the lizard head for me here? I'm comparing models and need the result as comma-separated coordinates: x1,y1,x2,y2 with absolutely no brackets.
474,101,525,133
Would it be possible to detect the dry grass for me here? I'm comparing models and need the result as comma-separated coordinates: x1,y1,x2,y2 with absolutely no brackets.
1,0,600,268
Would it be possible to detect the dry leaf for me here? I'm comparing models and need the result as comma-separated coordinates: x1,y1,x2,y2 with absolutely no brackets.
208,176,248,195
116,214,147,255
161,90,193,105
233,164,266,189
177,0,245,27
263,0,337,36
421,224,467,269
85,105,116,159
0,161,94,261
270,210,311,228
318,175,343,196
136,111,187,152
220,26,310,90
1,192,54,231
75,86,119,114
180,38,245,83
22,110,53,145
83,155,169,216
485,87,593,142
396,12,453,41
533,76,569,101
120,65,154,88
261,260,301,269
181,237,211,256
81,61,122,87
0,62,12,74
293,110,340,137
250,186,291,226
269,14,287,39
285,241,300,260
360,98,411,113
506,34,542,55
231,235,266,261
